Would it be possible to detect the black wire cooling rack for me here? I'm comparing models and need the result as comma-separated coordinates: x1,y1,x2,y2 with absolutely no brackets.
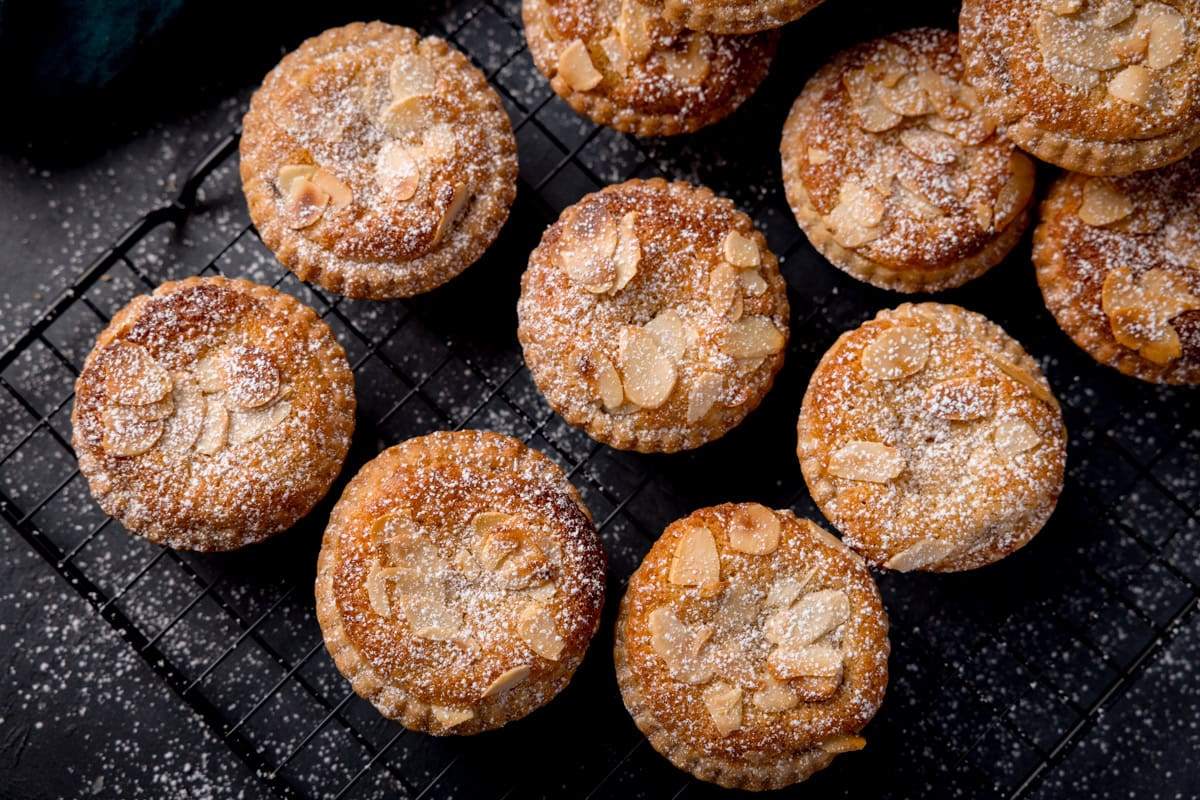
2,0,1199,797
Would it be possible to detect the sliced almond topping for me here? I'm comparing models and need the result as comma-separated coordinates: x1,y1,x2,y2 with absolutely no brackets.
310,168,353,209
739,269,768,296
378,95,438,136
227,400,290,446
472,514,521,570
993,418,1042,457
102,342,173,406
366,563,396,617
668,522,720,587
727,504,781,555
526,581,557,601
101,408,165,457
431,706,474,729
753,676,800,712
922,377,994,421
709,262,741,318
558,204,620,293
767,643,843,683
878,73,932,117
821,735,867,754
899,128,963,165
763,589,851,647
827,441,905,483
853,92,903,133
433,182,472,245
389,53,437,103
808,147,831,165
995,153,1036,234
722,230,761,268
883,539,958,571
192,354,224,394
612,211,641,292
283,178,329,229
194,396,229,455
1038,12,1125,70
686,372,723,424
617,326,677,408
643,310,688,364
397,587,463,640
826,178,885,249
1108,65,1157,108
702,683,743,736
1046,0,1083,15
765,574,814,609
218,346,280,410
617,0,654,63
1139,269,1200,317
1147,11,1186,69
1078,178,1134,227
661,35,711,85
517,601,565,661
594,353,625,411
558,39,603,91
1095,0,1135,28
647,606,715,684
986,354,1059,409
894,180,946,220
158,377,204,453
860,325,930,380
375,142,420,201
277,164,318,196
472,511,513,537
481,665,531,699
917,68,957,116
1041,57,1104,92
1101,267,1199,364
721,316,785,359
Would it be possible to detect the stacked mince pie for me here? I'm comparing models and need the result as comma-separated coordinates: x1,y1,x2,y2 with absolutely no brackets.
68,3,1198,795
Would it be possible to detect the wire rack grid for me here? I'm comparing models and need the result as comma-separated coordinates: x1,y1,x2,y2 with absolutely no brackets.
2,0,1199,798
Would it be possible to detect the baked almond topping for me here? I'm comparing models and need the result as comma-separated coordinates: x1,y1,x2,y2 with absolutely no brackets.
722,230,761,268
899,127,963,165
517,601,566,661
558,39,604,91
101,409,165,457
994,153,1036,234
721,316,785,359
739,269,768,296
471,512,554,589
1078,178,1134,227
826,178,885,248
102,342,173,406
752,676,800,712
310,168,353,208
882,538,957,571
668,522,721,587
1101,267,1200,364
612,211,642,292
433,182,472,245
702,682,744,736
647,606,715,684
379,94,438,136
283,176,329,229
984,353,1060,409
375,142,421,201
827,440,906,483
481,665,531,698
661,36,711,86
709,262,741,319
593,354,626,410
642,310,688,364
616,0,654,63
860,325,930,380
808,146,831,165
727,504,782,555
763,589,851,647
194,396,229,455
821,735,868,754
922,376,994,421
618,325,677,408
389,53,437,104
431,706,475,728
218,346,281,410
559,204,620,293
686,372,723,424
993,418,1042,456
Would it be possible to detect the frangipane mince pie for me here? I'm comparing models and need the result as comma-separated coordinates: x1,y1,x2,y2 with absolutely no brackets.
517,178,789,453
71,276,356,551
797,303,1067,572
782,28,1038,292
1033,149,1200,383
523,0,777,136
240,22,518,299
315,430,606,734
614,503,889,790
959,0,1200,175
648,0,828,34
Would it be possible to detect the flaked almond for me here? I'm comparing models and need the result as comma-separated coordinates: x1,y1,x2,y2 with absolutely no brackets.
878,73,932,116
899,127,963,165
517,601,565,661
669,522,720,587
995,153,1036,233
894,181,945,220
993,418,1042,456
472,511,513,537
481,665,531,698
883,539,957,571
612,211,641,292
808,146,831,165
1045,0,1083,14
1147,10,1186,69
396,585,463,640
617,0,654,63
433,182,472,245
1078,178,1134,227
765,572,815,609
1038,12,1124,70
860,325,930,380
767,642,843,682
721,316,785,359
827,440,905,482
158,377,204,453
101,409,164,457
647,606,715,684
763,588,851,647
472,514,521,570
366,563,396,617
593,353,625,411
192,354,224,394
926,111,998,145
379,94,438,136
661,35,711,85
753,677,800,712
283,178,329,229
194,396,229,455
855,93,904,132
277,164,317,196
1139,269,1200,317
722,230,761,268
827,178,885,248
375,142,420,201
558,204,619,292
709,262,740,318
1107,64,1157,108
311,168,353,209
643,310,688,363
986,354,1059,409
1095,0,1135,28
618,325,677,408
702,682,743,736
526,581,557,601
558,39,603,91
227,400,290,446
973,200,994,231
727,504,781,555
431,706,474,728
739,269,768,296
922,377,994,421
1041,53,1102,91
821,735,867,754
686,372,723,424
102,342,173,406
390,53,437,103
218,346,280,410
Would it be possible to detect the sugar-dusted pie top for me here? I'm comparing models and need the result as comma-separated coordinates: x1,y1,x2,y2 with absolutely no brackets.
798,303,1067,573
647,0,827,34
615,504,889,788
240,21,518,299
523,0,777,135
318,430,605,734
960,0,1200,173
1034,150,1200,383
517,178,790,453
782,28,1037,278
71,276,356,551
